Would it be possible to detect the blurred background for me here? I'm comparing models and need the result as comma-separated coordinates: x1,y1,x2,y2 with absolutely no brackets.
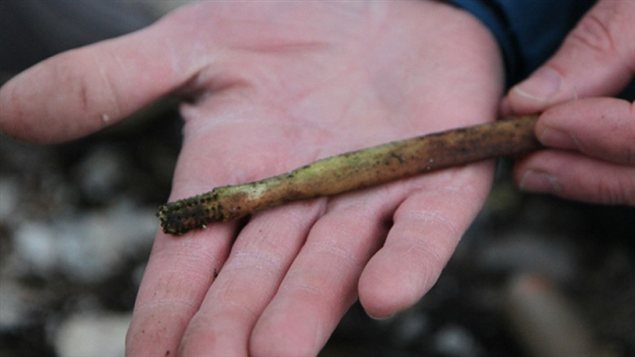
1,1,634,356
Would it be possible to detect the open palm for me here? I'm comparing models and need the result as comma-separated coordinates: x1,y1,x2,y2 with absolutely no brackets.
0,2,503,356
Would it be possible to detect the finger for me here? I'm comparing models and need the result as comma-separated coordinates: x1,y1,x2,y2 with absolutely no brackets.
0,7,203,143
248,184,408,357
515,150,635,205
502,0,635,114
126,118,247,356
535,98,635,165
176,201,325,356
358,165,491,318
125,225,235,357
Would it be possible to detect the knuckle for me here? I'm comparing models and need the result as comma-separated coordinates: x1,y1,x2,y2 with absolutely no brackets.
407,234,446,269
567,10,617,55
93,51,124,119
594,174,635,205
392,209,458,266
400,209,460,238
58,48,123,128
227,250,281,276
53,51,96,107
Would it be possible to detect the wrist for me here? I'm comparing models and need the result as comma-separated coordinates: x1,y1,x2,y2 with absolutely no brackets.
446,0,519,87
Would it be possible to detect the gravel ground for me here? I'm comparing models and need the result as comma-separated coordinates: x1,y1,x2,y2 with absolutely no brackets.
1,105,634,357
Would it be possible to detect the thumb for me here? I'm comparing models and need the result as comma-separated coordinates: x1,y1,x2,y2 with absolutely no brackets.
503,0,635,114
0,6,204,144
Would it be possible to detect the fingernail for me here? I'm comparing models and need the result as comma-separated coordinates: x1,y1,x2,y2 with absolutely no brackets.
520,170,562,193
512,67,561,102
538,127,577,150
367,311,395,321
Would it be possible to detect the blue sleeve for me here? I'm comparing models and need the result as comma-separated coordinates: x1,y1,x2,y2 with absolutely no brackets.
449,0,596,86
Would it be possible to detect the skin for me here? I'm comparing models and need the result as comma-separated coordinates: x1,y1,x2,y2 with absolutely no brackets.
502,0,635,205
0,1,504,356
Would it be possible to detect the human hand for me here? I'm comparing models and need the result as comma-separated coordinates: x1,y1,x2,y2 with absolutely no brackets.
0,1,503,355
501,0,635,204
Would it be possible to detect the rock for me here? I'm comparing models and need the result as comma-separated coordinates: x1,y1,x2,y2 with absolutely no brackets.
476,233,577,283
54,312,130,357
73,145,128,203
12,222,58,275
11,201,156,282
0,279,38,331
432,324,483,357
389,310,430,348
504,274,602,357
